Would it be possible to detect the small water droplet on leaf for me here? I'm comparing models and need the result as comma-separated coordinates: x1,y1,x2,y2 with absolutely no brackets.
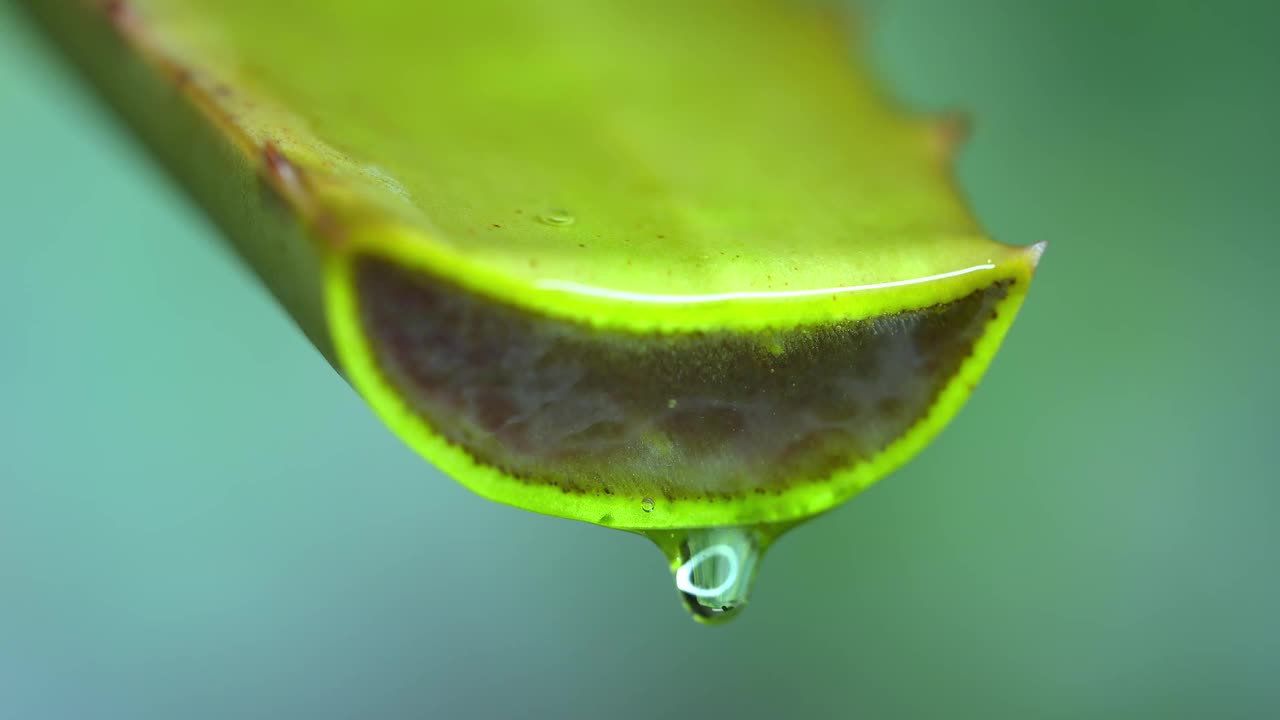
538,209,575,227
641,497,655,513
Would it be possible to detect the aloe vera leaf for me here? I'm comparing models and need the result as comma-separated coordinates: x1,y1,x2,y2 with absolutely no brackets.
23,0,1042,533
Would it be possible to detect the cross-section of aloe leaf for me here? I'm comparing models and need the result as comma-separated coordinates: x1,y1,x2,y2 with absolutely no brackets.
24,0,1042,620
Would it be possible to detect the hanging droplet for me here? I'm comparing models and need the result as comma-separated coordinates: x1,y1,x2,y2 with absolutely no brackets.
645,526,767,623
537,209,575,227
641,497,656,513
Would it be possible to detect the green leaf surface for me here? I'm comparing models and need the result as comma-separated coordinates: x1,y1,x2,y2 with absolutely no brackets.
24,0,1041,536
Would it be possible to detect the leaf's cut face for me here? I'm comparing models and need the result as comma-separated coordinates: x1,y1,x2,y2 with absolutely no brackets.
357,255,1009,502
26,0,1043,532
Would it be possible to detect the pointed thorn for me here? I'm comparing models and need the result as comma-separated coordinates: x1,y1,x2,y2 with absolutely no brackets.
1026,240,1048,269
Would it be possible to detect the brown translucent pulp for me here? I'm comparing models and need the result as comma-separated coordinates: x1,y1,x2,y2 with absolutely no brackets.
356,256,1008,501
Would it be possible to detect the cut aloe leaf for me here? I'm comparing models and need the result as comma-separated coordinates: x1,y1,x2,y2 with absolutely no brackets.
25,0,1042,621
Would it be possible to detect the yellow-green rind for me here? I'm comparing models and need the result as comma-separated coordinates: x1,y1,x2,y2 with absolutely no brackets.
320,218,1029,332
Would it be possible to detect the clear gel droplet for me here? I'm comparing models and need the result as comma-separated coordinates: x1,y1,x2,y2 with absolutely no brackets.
644,526,769,623
641,497,655,513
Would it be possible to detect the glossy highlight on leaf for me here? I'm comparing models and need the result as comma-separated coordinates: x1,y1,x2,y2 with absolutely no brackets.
24,0,1042,620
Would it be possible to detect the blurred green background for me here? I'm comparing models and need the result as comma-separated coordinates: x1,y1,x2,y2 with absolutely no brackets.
2,1,1277,717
